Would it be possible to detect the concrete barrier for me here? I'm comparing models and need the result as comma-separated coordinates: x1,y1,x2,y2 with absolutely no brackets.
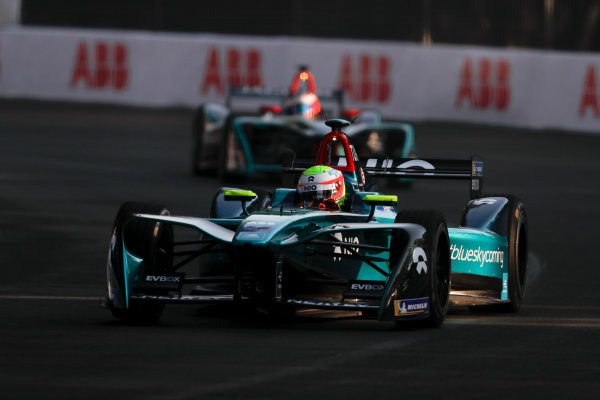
1,26,599,133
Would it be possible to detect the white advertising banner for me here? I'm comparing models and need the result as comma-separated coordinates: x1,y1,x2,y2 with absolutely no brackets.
1,26,600,133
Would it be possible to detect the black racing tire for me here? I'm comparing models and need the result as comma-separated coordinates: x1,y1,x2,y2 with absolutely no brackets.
216,115,234,181
488,194,528,312
108,201,173,322
394,210,450,328
252,188,272,212
191,106,206,175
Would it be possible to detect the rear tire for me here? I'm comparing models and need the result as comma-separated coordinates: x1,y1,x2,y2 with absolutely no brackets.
492,194,528,312
108,202,173,322
394,210,450,328
191,107,206,175
217,116,233,181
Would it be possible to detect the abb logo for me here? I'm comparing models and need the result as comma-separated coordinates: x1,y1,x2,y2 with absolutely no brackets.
455,58,511,111
201,47,262,94
338,54,391,103
579,65,600,117
70,41,128,90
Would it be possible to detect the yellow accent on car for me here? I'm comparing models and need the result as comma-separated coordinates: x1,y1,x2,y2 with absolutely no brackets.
363,195,398,204
224,190,257,198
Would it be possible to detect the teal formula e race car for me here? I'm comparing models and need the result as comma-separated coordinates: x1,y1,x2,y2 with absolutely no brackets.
105,119,527,328
190,67,416,178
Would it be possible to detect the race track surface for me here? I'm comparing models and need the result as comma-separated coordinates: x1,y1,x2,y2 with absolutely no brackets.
1,100,599,399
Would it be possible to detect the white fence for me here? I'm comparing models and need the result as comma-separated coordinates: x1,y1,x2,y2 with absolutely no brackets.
1,26,600,133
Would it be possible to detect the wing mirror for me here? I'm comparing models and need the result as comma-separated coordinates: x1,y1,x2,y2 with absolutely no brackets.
362,195,397,221
224,190,258,216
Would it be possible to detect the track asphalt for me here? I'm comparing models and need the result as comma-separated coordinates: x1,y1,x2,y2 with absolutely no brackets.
1,100,599,399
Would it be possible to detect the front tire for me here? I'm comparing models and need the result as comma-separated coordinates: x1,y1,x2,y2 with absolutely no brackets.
394,210,451,328
107,201,173,322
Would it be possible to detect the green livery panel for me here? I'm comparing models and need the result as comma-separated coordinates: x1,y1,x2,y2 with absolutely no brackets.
122,243,144,308
448,228,508,279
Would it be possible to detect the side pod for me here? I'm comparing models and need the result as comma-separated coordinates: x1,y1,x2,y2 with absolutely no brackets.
377,223,432,321
460,196,510,236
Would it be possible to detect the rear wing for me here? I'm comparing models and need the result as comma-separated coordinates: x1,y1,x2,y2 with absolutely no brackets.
363,156,483,199
283,155,484,199
226,86,344,109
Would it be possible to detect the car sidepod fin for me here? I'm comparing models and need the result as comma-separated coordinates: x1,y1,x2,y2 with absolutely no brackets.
107,226,126,310
133,214,235,243
376,225,434,321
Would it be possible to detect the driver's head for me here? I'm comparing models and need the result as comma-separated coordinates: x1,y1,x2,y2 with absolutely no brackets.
285,68,321,119
284,92,321,119
297,165,345,208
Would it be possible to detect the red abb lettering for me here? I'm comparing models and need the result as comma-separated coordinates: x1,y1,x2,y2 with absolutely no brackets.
455,57,510,111
475,58,491,109
337,54,391,104
70,41,129,90
579,65,600,117
94,42,110,89
359,55,372,102
338,54,354,99
227,49,242,87
71,42,92,87
246,50,262,87
455,58,474,107
202,47,224,94
495,60,510,110
201,47,262,94
376,56,391,103
112,43,128,90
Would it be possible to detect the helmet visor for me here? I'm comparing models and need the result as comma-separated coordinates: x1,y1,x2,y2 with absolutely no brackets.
299,188,335,207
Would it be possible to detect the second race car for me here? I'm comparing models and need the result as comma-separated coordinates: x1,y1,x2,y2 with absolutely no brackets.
191,67,416,178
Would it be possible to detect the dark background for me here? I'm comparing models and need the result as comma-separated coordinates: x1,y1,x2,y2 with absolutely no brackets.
20,0,600,51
